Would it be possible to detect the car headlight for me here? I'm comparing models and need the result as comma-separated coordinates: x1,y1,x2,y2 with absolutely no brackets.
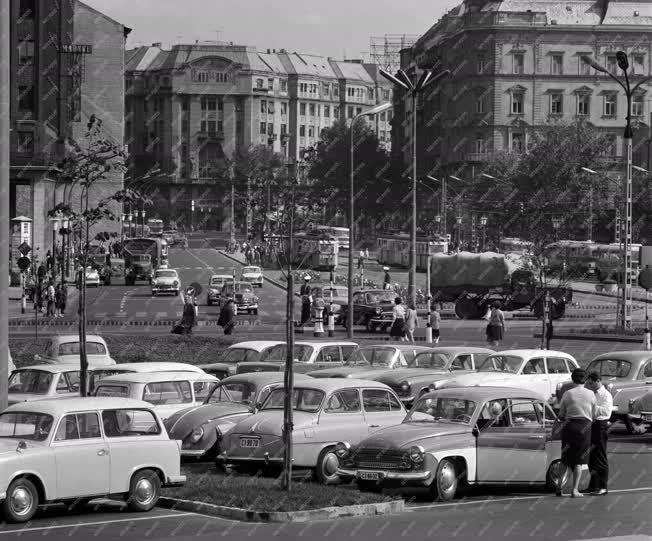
401,381,410,392
334,441,350,459
188,427,204,443
375,307,382,315
152,280,157,286
173,280,179,287
409,445,425,464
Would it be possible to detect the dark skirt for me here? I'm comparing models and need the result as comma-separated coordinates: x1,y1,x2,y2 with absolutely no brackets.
390,318,405,337
486,324,504,341
561,418,592,467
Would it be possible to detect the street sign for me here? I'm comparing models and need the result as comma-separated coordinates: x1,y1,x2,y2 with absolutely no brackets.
188,282,203,296
18,242,31,256
17,257,31,272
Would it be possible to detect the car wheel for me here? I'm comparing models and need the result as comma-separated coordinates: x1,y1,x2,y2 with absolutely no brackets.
253,309,258,315
546,459,568,492
207,299,212,306
431,458,458,502
2,477,39,523
356,480,382,493
126,469,161,512
315,447,341,485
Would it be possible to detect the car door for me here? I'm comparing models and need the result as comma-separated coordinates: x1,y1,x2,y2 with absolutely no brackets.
476,399,547,483
518,357,548,395
51,412,110,498
317,389,365,445
361,388,405,432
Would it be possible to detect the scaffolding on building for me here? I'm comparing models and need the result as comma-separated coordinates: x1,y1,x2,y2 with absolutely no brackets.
369,34,419,73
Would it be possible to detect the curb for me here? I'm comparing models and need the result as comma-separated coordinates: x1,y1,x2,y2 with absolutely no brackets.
532,332,643,343
158,496,404,523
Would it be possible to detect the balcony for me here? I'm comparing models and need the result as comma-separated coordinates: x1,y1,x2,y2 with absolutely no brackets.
466,152,492,163
196,130,225,141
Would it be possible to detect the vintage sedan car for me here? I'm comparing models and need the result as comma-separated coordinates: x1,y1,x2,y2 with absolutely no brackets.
318,286,349,323
165,372,311,459
336,386,562,500
307,344,432,379
84,266,100,287
438,350,579,406
94,371,219,421
0,397,185,522
221,281,259,314
374,347,495,406
8,364,80,406
33,335,116,366
241,266,264,288
219,379,406,483
628,389,652,432
236,341,358,374
339,289,397,332
151,268,180,296
197,341,285,380
206,274,233,306
88,362,206,393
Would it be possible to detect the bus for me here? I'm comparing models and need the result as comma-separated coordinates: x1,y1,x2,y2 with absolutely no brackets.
309,225,350,250
147,218,164,236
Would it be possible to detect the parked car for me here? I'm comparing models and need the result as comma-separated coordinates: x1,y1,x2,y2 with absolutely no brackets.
197,341,285,380
0,397,185,522
8,364,80,406
374,347,495,406
236,341,358,374
219,379,406,483
165,372,311,459
88,362,206,394
84,266,100,287
101,258,125,286
339,289,397,332
307,344,433,379
151,268,180,297
206,274,233,306
336,386,563,500
162,230,177,245
94,371,219,421
221,281,259,314
241,266,264,288
317,286,348,323
438,350,579,406
33,335,116,366
628,389,652,432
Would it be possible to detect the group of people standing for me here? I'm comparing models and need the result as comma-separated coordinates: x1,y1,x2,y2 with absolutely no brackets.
175,289,236,336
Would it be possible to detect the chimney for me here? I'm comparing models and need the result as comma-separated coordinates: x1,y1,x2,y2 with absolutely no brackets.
152,42,162,47
267,48,271,53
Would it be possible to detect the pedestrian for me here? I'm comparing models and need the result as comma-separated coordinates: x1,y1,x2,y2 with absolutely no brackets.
45,250,54,273
299,275,312,326
364,248,369,260
405,303,418,342
218,299,236,335
358,249,364,269
389,296,407,341
55,283,67,317
557,368,596,497
585,371,612,495
545,319,554,350
383,267,391,290
46,280,55,317
486,301,505,347
429,306,442,343
180,293,197,334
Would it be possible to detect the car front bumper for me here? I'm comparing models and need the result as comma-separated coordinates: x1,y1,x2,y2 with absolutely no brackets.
152,286,179,293
369,317,392,326
337,467,433,486
235,302,258,310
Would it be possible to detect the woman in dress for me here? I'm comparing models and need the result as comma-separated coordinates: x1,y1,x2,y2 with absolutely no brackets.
405,303,418,342
180,294,197,334
486,301,505,346
389,297,407,341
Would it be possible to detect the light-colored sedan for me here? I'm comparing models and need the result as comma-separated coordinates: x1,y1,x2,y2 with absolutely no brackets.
88,362,206,393
8,364,81,406
241,266,263,287
198,341,285,380
151,268,180,296
0,397,185,522
33,335,116,366
85,266,100,287
220,379,406,484
206,275,233,306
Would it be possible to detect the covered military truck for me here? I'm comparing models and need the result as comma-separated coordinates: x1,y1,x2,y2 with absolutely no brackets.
123,237,168,285
430,251,571,320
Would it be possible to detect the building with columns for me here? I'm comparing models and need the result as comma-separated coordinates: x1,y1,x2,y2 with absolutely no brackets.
124,42,393,231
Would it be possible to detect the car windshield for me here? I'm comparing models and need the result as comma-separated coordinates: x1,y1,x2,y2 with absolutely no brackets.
406,396,477,424
95,385,130,398
344,348,394,367
0,412,54,441
234,284,253,293
207,382,256,404
365,292,395,304
262,388,324,413
410,352,449,369
58,341,107,356
586,359,632,379
476,355,523,373
8,370,53,394
261,345,314,363
155,270,177,278
210,277,227,286
243,267,259,273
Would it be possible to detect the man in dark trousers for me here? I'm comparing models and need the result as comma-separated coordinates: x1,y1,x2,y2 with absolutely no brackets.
383,267,391,290
299,275,312,325
585,372,612,495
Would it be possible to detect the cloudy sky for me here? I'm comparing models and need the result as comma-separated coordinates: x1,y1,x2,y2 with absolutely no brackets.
83,0,460,57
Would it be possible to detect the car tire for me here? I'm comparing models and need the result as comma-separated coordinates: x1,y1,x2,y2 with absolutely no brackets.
431,458,458,502
545,459,568,492
315,447,341,485
2,477,39,523
126,469,161,512
207,299,212,306
356,480,382,493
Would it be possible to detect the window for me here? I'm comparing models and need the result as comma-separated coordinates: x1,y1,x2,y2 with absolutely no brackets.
317,346,342,363
143,381,192,405
324,105,330,117
325,389,361,413
509,401,543,427
215,72,228,83
606,55,618,74
95,384,130,398
299,125,305,137
309,103,315,116
522,358,545,374
194,381,218,401
259,122,266,134
280,79,287,92
207,120,217,132
334,85,340,97
268,78,274,90
362,389,402,412
551,54,563,75
322,82,330,96
19,0,34,18
54,413,101,441
577,94,590,116
641,361,652,379
604,134,617,157
604,93,617,116
513,53,524,75
256,78,264,89
267,123,273,136
632,94,644,117
300,103,306,116
382,88,390,100
218,120,223,132
347,87,355,98
511,132,524,153
18,85,34,113
546,357,570,374
260,99,267,114
633,55,645,75
476,94,486,114
347,106,354,119
579,56,592,76
281,102,288,115
367,88,374,100
477,53,486,73
267,101,274,114
217,98,223,111
511,92,524,114
195,71,209,83
16,131,33,154
333,106,340,119
18,40,34,65
356,106,363,115
475,137,487,155
451,354,474,371
550,93,563,115
102,409,161,437
280,124,287,136
379,131,386,142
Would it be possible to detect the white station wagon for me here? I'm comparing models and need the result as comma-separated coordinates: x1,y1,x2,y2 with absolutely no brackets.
0,397,185,522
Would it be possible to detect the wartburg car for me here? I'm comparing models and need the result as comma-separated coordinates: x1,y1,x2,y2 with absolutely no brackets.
151,268,181,296
241,266,264,288
336,387,563,500
0,397,185,522
221,281,259,315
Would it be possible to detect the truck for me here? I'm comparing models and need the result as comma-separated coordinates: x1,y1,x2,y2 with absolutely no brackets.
122,237,169,285
430,251,572,320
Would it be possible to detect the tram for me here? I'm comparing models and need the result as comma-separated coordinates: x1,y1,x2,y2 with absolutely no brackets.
377,232,448,271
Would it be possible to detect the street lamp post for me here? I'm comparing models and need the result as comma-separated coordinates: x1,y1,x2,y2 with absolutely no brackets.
380,67,450,309
347,102,393,338
60,218,70,284
455,214,463,252
582,52,652,329
480,214,488,251
551,216,561,242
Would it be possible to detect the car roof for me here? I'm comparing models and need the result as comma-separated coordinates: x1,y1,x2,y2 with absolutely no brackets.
290,378,392,392
50,335,107,345
221,372,311,385
294,341,358,347
359,344,432,352
4,397,154,416
93,362,205,374
418,347,495,354
590,351,652,362
14,363,82,373
489,349,575,359
422,386,547,402
155,268,177,272
227,341,285,351
210,274,233,279
96,371,218,384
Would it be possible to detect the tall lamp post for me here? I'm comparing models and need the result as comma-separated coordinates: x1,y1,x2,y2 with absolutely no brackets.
455,214,463,252
347,102,392,338
380,66,450,309
480,214,488,251
551,216,561,242
582,52,651,328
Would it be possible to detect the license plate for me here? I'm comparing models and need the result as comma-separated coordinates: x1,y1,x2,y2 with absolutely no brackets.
643,414,652,422
358,471,382,481
240,438,260,448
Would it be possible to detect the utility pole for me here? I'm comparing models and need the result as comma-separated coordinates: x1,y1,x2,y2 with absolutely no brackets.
246,176,251,240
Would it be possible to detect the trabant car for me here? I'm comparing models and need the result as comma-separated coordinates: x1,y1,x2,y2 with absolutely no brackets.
206,275,233,306
220,281,259,314
8,364,81,406
33,335,116,367
165,372,311,459
88,362,206,393
374,347,495,406
437,350,579,406
0,397,185,522
197,341,285,380
236,341,358,374
220,379,405,484
151,268,180,296
628,389,652,433
336,387,563,500
94,372,219,421
339,289,397,332
307,345,432,379
241,266,264,288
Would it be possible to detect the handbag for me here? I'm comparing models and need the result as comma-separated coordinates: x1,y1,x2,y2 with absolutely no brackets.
171,324,184,335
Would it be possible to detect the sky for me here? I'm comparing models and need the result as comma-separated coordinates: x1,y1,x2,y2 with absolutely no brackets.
83,0,460,58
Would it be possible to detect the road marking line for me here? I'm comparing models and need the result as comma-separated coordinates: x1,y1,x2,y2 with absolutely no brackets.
156,312,167,318
135,311,147,318
0,512,204,535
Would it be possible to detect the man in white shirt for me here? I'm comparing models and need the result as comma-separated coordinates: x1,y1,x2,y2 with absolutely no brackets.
585,371,613,495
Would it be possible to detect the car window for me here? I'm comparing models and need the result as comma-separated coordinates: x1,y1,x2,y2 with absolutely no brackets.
547,357,570,374
352,293,361,303
522,358,545,375
341,346,357,361
223,348,258,363
102,409,161,437
262,345,313,363
477,355,522,373
56,372,80,394
451,354,473,371
413,352,448,369
0,412,53,441
318,346,342,363
324,389,361,413
143,381,192,405
262,388,324,413
477,399,509,429
400,350,418,366
193,381,218,401
586,359,631,378
89,369,129,392
509,400,543,427
58,342,107,356
362,389,402,412
95,384,130,398
54,412,101,441
639,361,652,379
8,370,53,395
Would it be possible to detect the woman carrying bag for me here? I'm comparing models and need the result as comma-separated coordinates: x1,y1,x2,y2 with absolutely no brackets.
218,299,236,335
389,297,407,341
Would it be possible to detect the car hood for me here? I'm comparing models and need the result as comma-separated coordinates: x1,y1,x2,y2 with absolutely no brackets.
441,372,516,387
165,402,251,437
357,422,472,450
377,368,450,384
231,410,316,436
308,366,391,378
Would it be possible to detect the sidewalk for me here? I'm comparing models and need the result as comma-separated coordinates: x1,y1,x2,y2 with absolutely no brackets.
9,285,79,320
